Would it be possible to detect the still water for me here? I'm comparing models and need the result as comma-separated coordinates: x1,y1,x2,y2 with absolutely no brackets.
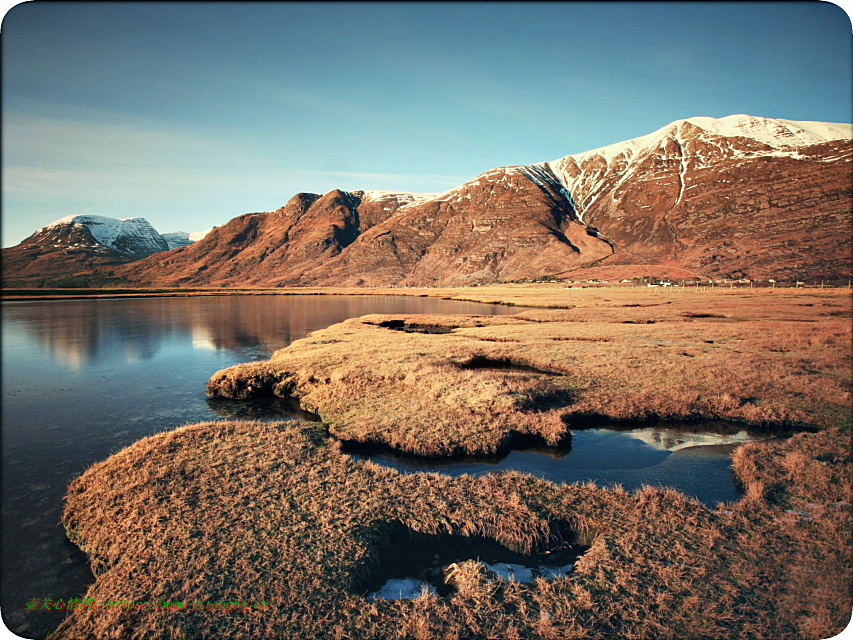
0,294,525,638
345,424,773,507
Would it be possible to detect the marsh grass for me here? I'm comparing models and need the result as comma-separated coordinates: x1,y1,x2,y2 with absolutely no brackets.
55,287,852,639
54,420,851,639
209,290,852,454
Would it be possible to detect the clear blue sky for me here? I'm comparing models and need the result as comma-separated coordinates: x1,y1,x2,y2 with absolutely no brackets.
2,1,851,247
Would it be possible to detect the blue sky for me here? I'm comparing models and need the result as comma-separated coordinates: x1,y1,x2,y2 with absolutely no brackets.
2,1,851,247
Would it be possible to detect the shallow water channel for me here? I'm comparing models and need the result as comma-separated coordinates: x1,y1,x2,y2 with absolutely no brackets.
345,422,783,600
344,422,778,508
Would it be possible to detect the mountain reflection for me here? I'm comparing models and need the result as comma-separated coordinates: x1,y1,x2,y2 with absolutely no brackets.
5,295,518,369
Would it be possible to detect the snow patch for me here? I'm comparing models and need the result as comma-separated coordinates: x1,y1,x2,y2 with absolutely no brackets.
362,190,436,204
189,227,215,242
366,578,437,601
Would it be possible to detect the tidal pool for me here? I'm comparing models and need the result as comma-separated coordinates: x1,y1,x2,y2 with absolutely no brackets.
343,422,786,506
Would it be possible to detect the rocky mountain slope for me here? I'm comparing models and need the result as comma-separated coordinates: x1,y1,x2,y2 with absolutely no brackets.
544,116,852,281
2,216,211,286
4,115,851,287
116,172,613,287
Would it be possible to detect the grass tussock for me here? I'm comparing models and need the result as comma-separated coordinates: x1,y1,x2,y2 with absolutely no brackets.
208,290,852,455
54,420,852,640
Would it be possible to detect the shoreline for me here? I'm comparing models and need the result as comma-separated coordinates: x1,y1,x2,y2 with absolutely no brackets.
12,285,851,639
3,283,849,308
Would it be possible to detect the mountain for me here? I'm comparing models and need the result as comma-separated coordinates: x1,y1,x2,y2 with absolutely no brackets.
1,215,212,286
112,178,613,287
45,215,169,257
162,227,216,250
543,115,852,281
4,114,851,288
114,114,850,287
161,232,194,250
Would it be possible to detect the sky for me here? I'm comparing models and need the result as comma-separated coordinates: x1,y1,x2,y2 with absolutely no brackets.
2,1,852,247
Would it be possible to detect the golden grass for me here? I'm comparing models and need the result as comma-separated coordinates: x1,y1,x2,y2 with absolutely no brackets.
209,290,852,455
5,282,848,306
53,420,852,640
54,287,852,638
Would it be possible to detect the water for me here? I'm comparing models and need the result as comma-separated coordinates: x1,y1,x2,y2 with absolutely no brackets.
345,423,779,507
0,294,524,638
358,521,588,600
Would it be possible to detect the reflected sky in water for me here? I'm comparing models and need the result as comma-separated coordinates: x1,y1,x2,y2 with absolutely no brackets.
1,294,524,638
348,424,778,507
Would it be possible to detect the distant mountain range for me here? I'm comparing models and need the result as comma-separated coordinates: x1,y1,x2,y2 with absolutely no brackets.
3,114,850,287
162,228,218,250
1,216,213,286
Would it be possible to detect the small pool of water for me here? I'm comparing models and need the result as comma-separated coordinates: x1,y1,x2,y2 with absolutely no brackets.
345,422,785,506
356,520,589,600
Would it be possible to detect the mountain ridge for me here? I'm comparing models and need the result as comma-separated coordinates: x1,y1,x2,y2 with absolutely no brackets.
3,114,850,287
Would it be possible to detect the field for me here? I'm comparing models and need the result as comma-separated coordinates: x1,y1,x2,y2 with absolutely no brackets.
52,286,852,639
208,287,852,454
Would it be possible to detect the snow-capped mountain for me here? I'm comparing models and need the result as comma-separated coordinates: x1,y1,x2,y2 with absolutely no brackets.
3,114,850,288
162,227,217,250
2,215,218,286
40,215,169,258
161,231,194,250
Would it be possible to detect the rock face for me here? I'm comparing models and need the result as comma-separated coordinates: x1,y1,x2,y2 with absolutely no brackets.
546,115,853,281
4,114,851,287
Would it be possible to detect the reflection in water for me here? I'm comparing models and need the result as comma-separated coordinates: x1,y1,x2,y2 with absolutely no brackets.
346,421,782,506
10,295,523,369
623,427,765,452
2,295,525,638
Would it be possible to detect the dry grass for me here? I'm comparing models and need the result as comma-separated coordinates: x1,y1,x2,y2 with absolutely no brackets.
208,290,852,455
54,287,852,638
53,419,851,640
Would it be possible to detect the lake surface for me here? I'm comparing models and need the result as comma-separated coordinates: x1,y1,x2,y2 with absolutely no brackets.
0,294,525,638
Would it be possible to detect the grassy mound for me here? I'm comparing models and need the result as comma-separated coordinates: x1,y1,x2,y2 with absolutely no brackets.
208,290,851,455
53,420,851,640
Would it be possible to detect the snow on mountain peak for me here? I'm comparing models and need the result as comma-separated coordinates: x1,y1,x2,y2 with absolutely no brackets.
188,227,215,242
681,114,852,147
560,114,852,168
42,214,168,257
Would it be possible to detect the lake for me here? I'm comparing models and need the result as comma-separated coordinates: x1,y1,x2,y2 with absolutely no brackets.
0,294,525,638
1,294,779,636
